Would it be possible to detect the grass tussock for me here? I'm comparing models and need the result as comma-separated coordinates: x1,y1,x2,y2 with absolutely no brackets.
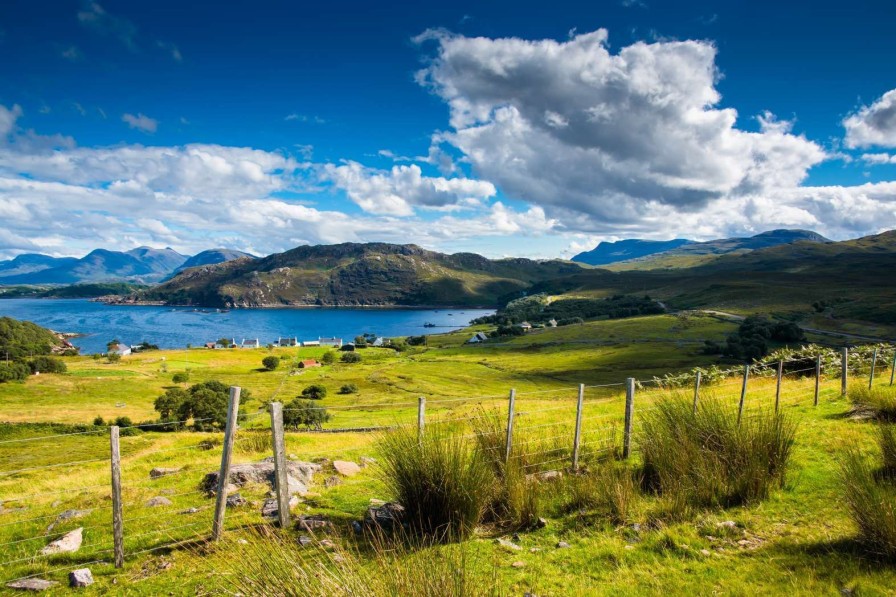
640,395,796,516
235,431,271,455
206,526,500,597
377,424,493,541
849,383,896,420
841,428,896,559
561,465,640,525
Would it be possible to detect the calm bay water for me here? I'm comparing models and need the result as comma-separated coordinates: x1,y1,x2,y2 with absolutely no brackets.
0,299,493,354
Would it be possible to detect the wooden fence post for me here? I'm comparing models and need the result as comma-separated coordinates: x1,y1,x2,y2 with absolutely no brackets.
504,389,516,464
841,347,849,396
737,365,750,425
572,384,584,471
212,386,241,540
110,425,123,568
814,355,821,406
869,348,878,389
623,378,635,460
775,360,783,414
890,348,895,387
269,401,290,528
417,396,426,439
692,371,702,414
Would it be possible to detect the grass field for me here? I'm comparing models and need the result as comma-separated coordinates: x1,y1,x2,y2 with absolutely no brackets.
2,315,896,594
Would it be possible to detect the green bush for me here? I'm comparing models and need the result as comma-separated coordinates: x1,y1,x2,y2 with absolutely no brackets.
841,428,896,558
301,384,327,400
262,355,280,371
283,399,331,430
338,383,359,395
0,361,30,383
640,396,796,516
321,351,335,365
849,383,896,420
153,380,250,431
93,416,105,426
107,352,121,363
378,425,493,541
28,355,67,374
341,352,362,363
172,372,190,384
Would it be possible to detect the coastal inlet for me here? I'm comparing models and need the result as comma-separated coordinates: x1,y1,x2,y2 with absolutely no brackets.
0,299,494,354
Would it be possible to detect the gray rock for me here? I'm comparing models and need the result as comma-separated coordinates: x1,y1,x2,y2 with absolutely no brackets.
260,495,299,518
40,527,83,555
364,502,404,532
296,515,332,531
556,541,571,549
149,467,182,479
297,534,313,546
535,517,547,529
495,537,522,551
717,520,737,529
146,497,172,507
359,456,377,467
200,459,318,496
318,539,336,549
46,509,91,532
324,475,342,488
180,507,200,515
526,470,562,482
333,460,361,477
226,493,247,508
6,578,58,591
369,498,386,506
68,568,94,588
511,560,526,568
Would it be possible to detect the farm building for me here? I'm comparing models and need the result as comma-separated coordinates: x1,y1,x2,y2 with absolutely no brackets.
301,340,320,347
240,338,260,348
298,359,321,368
467,332,489,344
108,343,131,356
277,337,298,347
320,337,343,348
519,322,533,331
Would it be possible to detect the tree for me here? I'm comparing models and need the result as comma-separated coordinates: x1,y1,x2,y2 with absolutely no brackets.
155,388,189,419
172,372,190,384
301,384,328,400
107,339,120,351
218,338,231,348
0,362,29,383
338,383,358,394
27,356,66,374
93,416,105,426
152,380,250,431
341,352,362,363
320,351,335,365
107,352,121,364
262,355,280,371
353,336,368,348
283,398,331,430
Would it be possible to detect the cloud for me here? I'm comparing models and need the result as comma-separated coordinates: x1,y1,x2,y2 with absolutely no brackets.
321,161,496,216
0,104,22,137
61,45,83,62
285,113,326,124
77,2,138,51
862,153,896,165
844,89,896,148
415,29,828,231
156,40,182,62
122,113,158,133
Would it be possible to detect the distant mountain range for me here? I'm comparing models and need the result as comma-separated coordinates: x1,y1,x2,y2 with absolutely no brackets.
0,247,255,285
572,229,831,267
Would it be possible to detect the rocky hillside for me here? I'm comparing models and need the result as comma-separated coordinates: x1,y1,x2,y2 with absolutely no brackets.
126,243,584,308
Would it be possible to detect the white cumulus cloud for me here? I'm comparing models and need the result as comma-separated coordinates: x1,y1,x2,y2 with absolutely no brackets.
122,113,158,133
844,89,896,148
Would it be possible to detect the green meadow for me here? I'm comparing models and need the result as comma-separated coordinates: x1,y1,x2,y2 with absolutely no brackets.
2,313,896,594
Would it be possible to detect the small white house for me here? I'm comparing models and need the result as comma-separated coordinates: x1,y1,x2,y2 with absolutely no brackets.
320,337,343,348
519,322,533,332
108,343,131,356
371,337,386,347
301,340,320,347
240,338,260,349
467,332,489,344
547,319,558,328
277,337,298,347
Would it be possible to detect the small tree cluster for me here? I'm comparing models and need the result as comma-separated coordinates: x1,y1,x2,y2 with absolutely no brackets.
301,384,327,400
282,398,331,430
321,351,335,365
154,380,251,431
341,352,362,363
262,355,281,371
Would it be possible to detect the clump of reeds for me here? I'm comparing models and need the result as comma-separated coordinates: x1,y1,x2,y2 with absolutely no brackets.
561,465,640,525
639,396,796,516
377,424,493,541
848,383,896,420
841,425,896,559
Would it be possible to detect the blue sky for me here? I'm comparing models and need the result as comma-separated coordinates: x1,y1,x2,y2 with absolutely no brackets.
1,0,895,259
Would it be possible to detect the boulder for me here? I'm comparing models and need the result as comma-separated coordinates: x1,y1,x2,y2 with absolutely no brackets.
146,497,172,507
333,461,361,477
40,528,83,555
200,458,319,496
556,541,571,549
68,568,94,588
495,537,522,551
359,456,377,467
46,509,91,533
6,578,58,591
226,493,247,508
149,467,182,479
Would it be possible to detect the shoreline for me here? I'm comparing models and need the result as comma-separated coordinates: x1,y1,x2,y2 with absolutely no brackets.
92,298,496,311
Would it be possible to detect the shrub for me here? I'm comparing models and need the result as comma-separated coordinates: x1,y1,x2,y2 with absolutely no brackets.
338,383,359,395
0,361,29,383
28,355,67,374
107,352,121,363
321,351,335,365
262,356,281,371
93,416,105,426
841,430,896,558
561,465,640,524
378,425,493,541
172,372,190,384
849,383,896,420
640,396,796,516
283,399,331,430
153,380,250,431
301,384,327,400
341,352,362,363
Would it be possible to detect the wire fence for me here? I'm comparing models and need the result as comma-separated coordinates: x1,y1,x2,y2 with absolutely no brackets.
0,345,893,586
